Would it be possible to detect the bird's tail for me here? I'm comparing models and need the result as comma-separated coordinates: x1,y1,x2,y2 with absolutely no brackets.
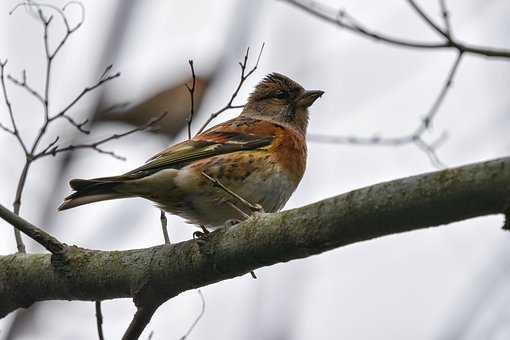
58,177,132,211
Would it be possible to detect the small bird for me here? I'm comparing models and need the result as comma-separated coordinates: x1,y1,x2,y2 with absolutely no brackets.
59,73,324,229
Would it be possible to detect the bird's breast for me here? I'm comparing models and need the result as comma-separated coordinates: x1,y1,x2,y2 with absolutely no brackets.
269,127,307,187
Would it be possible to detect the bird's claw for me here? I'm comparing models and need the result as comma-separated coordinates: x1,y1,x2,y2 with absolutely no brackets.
193,225,210,245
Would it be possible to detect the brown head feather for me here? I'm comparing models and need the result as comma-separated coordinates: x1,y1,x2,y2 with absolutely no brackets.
242,73,323,134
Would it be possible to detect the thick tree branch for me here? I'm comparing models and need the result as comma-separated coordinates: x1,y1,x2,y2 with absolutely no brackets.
1,156,509,325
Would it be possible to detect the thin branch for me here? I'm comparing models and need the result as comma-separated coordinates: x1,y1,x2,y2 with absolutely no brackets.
185,60,196,140
284,0,448,49
414,137,446,168
39,8,52,122
7,71,45,105
0,202,65,254
50,65,120,123
283,0,510,59
27,64,120,158
309,51,464,168
0,2,115,254
439,0,452,36
196,43,265,134
60,115,90,134
95,301,105,340
406,0,448,39
0,60,28,155
417,51,463,129
0,121,14,134
179,290,205,340
35,112,168,160
122,304,159,340
39,136,60,155
10,1,85,59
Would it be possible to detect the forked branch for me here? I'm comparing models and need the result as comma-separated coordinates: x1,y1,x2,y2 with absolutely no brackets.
309,51,464,168
196,43,265,134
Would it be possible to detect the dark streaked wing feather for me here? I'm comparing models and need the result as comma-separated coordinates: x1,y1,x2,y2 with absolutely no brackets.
112,131,273,180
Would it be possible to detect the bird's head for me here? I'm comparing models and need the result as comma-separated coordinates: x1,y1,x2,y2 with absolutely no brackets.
242,73,324,133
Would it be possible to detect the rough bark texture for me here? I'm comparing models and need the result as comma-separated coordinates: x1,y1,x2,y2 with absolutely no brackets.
1,156,510,317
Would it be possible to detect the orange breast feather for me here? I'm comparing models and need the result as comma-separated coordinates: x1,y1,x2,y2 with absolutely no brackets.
197,117,307,185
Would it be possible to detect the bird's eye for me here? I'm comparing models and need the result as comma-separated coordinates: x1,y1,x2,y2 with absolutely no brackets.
273,90,288,99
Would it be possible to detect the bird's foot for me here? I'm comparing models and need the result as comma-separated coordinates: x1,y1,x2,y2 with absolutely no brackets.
193,225,210,245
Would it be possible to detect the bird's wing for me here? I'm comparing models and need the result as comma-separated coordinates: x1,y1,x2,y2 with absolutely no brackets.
120,118,274,178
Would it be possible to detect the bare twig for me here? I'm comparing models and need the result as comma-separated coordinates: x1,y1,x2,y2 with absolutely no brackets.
283,0,510,59
185,60,196,140
310,51,464,168
60,115,90,134
179,290,206,340
0,2,150,254
196,43,265,134
10,1,85,59
7,71,45,105
0,202,65,254
0,61,28,155
439,0,452,36
284,0,447,49
51,65,120,124
95,301,105,340
406,0,448,39
35,112,168,160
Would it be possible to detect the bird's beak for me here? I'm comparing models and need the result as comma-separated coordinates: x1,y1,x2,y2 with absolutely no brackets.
298,90,325,107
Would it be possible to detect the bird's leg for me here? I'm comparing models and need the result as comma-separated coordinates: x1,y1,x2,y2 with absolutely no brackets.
160,210,170,244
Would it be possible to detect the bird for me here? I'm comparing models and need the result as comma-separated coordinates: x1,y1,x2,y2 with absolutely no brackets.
58,73,324,229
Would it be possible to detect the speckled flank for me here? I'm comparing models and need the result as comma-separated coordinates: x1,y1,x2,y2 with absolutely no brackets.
148,118,308,228
200,116,307,186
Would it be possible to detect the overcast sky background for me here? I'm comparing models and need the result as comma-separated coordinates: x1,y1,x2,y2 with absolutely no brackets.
1,0,510,339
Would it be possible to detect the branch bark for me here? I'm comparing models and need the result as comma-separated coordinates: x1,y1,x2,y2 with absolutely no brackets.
1,156,510,321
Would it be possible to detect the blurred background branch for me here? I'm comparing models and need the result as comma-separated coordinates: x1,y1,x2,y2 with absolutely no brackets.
285,0,510,168
1,0,510,339
283,0,510,57
310,51,463,168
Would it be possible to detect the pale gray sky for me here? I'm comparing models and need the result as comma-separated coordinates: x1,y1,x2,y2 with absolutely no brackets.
1,0,509,339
